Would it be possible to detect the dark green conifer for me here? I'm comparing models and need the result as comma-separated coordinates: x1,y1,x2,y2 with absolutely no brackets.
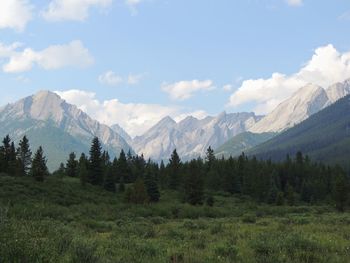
88,137,103,185
168,149,181,190
30,146,48,182
66,152,78,177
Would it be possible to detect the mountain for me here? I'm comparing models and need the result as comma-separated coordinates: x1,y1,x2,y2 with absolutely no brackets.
0,91,133,170
250,84,329,133
215,132,276,158
250,79,350,134
111,123,132,145
248,94,350,167
132,112,263,160
325,79,350,105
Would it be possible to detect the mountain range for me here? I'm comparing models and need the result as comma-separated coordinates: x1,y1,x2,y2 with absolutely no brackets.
132,112,262,161
0,91,132,170
1,78,350,169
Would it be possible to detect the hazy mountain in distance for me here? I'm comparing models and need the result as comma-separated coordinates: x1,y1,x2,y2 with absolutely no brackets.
0,90,133,170
133,112,263,161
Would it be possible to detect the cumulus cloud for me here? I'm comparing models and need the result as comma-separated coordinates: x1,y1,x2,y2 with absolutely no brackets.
0,0,33,31
227,44,350,114
55,89,207,137
162,80,215,101
98,71,145,86
99,71,123,86
286,0,303,7
0,40,93,73
42,0,112,21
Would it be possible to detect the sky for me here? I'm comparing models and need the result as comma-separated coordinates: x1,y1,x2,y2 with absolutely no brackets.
1,0,350,137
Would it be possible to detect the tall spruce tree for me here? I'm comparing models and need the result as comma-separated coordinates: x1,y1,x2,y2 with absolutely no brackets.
30,146,48,182
104,166,116,192
88,137,103,185
66,152,78,177
168,149,181,190
184,159,204,205
17,136,32,176
78,153,88,186
8,142,17,176
117,150,129,184
145,161,160,202
0,135,12,174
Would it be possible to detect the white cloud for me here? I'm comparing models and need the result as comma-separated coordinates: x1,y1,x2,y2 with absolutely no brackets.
286,0,303,7
222,84,233,92
1,40,93,73
162,80,215,101
55,89,207,137
128,73,145,85
98,71,145,86
42,0,112,21
99,71,123,86
0,0,33,31
227,44,350,114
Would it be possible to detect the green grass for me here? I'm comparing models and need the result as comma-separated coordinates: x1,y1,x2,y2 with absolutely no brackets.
1,175,350,262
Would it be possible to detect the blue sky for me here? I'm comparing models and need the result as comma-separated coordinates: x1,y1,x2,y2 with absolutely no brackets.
1,0,350,136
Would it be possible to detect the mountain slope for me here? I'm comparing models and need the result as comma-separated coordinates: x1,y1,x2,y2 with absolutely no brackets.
0,91,133,170
133,112,263,160
250,79,350,134
111,123,132,145
248,95,350,167
215,132,276,158
250,84,329,133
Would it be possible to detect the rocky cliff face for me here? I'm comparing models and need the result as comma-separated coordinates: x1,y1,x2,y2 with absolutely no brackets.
132,111,262,160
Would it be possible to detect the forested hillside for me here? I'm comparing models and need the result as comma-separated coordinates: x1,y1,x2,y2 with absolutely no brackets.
249,95,350,169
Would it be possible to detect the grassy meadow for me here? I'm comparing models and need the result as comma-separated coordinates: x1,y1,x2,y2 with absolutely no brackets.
0,175,350,263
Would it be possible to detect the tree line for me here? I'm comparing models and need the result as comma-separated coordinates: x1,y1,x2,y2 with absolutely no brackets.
1,135,349,211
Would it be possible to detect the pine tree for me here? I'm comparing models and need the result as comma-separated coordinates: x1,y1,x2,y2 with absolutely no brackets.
66,152,78,177
0,135,12,174
145,162,160,202
159,160,168,189
30,146,48,182
205,146,215,169
104,166,116,192
88,137,103,185
184,160,204,205
117,150,129,183
8,142,17,176
17,136,32,176
168,149,181,190
78,153,88,187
